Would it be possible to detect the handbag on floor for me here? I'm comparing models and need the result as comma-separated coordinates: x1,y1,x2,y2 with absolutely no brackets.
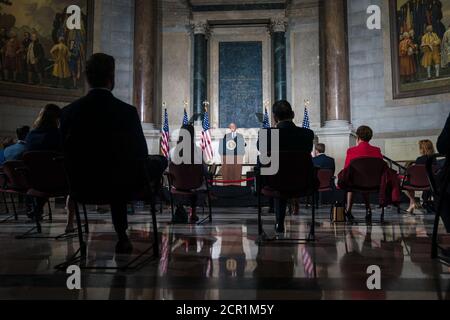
172,205,188,224
330,201,346,223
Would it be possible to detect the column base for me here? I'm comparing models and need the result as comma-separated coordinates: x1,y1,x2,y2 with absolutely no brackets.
143,125,161,155
316,123,356,173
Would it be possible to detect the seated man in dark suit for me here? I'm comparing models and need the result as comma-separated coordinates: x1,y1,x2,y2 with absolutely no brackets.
60,53,153,253
259,100,315,234
4,126,30,161
437,112,450,231
313,143,336,174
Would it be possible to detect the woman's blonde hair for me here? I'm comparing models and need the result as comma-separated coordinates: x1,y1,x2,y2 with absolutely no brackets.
419,139,435,156
33,104,61,130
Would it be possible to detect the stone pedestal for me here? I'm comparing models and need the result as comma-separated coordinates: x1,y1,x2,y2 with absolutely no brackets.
144,129,162,155
316,125,356,173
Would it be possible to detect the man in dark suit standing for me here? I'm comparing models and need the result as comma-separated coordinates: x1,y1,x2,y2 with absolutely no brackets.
259,100,315,234
313,143,336,175
60,53,149,253
437,112,450,231
220,123,246,186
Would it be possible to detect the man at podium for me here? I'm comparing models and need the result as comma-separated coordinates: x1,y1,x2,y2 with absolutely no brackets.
220,123,246,186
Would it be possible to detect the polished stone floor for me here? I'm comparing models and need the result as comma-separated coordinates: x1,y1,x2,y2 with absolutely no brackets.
0,201,449,300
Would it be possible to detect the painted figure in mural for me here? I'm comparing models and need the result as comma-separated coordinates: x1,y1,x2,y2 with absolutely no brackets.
2,31,21,82
21,32,32,74
400,32,418,82
409,29,420,76
68,40,81,89
441,25,450,68
421,25,441,79
27,33,45,85
50,37,71,86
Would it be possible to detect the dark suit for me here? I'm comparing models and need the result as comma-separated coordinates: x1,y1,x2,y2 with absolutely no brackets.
60,89,148,239
258,121,315,228
438,113,450,156
26,127,62,153
313,154,336,175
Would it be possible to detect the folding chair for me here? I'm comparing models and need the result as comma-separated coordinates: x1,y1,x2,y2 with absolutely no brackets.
316,168,335,209
18,151,79,240
167,163,212,225
427,154,450,263
401,163,439,213
54,156,160,271
256,151,318,243
339,158,388,223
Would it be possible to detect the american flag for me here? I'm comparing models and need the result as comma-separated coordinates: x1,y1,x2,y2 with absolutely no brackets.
302,106,310,129
263,108,271,129
300,245,315,278
201,109,214,161
161,109,170,159
183,109,189,126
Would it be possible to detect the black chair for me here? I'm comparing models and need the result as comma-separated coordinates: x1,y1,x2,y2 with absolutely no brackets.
166,163,212,225
256,151,318,243
338,158,388,222
54,156,160,271
18,151,83,239
427,154,450,263
1,161,29,223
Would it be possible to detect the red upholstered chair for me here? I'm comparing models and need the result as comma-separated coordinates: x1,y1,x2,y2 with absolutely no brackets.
257,151,318,241
401,165,438,213
317,169,335,193
339,158,387,221
167,163,212,225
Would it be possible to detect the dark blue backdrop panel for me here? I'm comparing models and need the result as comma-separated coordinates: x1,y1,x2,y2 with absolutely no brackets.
219,41,262,128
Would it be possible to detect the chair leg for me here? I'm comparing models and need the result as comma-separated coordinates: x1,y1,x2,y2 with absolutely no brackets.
257,191,263,237
10,194,17,218
207,192,212,223
311,193,316,240
150,196,159,258
47,200,53,221
2,192,9,215
431,201,443,259
170,193,175,218
381,206,385,222
32,198,42,234
82,204,89,233
74,203,86,256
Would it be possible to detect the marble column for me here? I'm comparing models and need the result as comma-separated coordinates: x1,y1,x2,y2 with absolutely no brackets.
322,0,351,127
133,0,158,126
271,19,287,102
316,0,355,173
192,22,209,118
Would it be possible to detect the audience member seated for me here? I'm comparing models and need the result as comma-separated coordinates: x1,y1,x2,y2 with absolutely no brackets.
313,143,336,175
4,126,30,161
0,137,14,165
260,100,315,234
60,53,167,254
26,104,76,232
340,126,383,221
404,139,436,214
26,104,62,152
170,124,206,224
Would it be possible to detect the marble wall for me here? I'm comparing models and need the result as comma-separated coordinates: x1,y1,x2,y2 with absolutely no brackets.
347,0,450,160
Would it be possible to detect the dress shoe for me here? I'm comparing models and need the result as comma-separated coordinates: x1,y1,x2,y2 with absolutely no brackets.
115,238,133,254
275,224,285,234
346,211,355,222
